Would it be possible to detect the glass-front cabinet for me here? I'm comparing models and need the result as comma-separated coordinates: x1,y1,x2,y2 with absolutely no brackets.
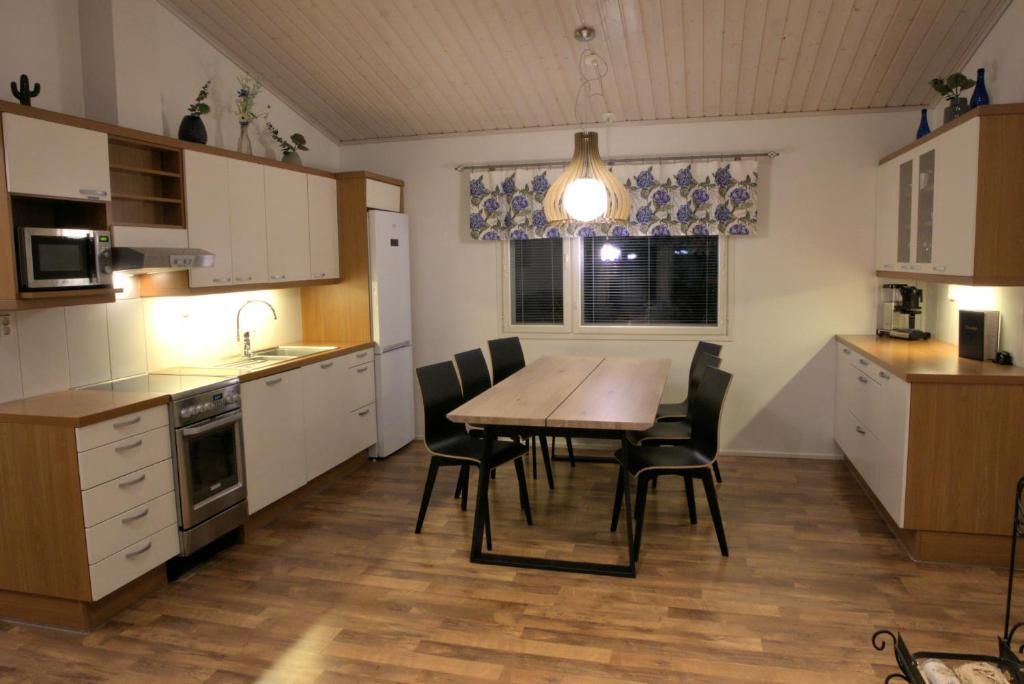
874,117,980,277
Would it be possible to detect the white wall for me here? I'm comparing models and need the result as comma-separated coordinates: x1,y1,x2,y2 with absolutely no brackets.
341,110,916,457
0,0,342,171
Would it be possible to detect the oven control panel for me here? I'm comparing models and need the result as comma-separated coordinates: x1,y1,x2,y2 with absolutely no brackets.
173,381,241,427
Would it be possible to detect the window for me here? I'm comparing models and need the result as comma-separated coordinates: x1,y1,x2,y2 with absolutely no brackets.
504,236,725,336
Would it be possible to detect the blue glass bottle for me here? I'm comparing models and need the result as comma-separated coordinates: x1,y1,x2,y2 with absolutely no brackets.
970,68,989,108
916,109,930,139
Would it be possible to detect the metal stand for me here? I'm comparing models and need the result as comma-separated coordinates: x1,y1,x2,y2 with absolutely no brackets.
872,476,1024,682
469,426,637,578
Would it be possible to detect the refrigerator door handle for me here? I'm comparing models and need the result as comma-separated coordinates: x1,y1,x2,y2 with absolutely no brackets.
378,341,412,354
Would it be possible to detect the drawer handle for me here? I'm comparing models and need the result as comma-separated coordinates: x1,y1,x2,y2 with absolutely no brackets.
118,473,146,488
320,361,334,369
113,415,142,429
858,359,869,367
356,352,368,358
313,272,326,278
356,366,369,373
114,439,143,453
358,409,370,416
124,541,153,559
855,426,866,435
212,277,229,284
80,188,108,198
857,376,868,384
841,348,851,355
265,377,283,386
270,274,286,280
879,371,891,380
121,507,149,524
933,266,946,272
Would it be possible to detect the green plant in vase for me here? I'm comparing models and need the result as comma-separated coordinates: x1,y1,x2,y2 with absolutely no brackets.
178,79,211,144
930,72,975,123
266,120,309,165
234,75,268,155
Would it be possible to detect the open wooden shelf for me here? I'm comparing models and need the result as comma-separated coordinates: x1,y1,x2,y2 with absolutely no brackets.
109,138,185,230
112,221,184,230
111,193,182,204
108,164,180,178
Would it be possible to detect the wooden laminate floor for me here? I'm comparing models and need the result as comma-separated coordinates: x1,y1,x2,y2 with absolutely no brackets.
0,444,1013,683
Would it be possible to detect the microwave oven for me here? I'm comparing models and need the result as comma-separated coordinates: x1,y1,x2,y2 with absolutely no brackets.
16,226,113,291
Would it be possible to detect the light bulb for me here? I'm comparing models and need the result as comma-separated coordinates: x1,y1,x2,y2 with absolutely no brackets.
563,178,608,222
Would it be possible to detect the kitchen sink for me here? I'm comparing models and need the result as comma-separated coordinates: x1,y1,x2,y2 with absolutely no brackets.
213,345,336,369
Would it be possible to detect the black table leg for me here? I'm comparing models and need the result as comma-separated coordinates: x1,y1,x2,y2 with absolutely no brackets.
469,427,494,562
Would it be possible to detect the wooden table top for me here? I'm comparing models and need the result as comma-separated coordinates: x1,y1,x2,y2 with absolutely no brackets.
448,355,671,431
836,334,1024,384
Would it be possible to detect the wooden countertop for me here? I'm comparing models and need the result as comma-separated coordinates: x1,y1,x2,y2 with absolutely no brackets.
836,335,1024,384
0,340,374,427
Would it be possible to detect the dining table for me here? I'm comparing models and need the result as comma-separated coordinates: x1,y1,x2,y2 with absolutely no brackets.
447,355,672,578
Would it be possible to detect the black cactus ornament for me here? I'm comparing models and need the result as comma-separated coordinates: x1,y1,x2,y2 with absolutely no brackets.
10,74,40,106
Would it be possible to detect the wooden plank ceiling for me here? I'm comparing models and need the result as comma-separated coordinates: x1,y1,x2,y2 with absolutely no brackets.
160,0,1011,142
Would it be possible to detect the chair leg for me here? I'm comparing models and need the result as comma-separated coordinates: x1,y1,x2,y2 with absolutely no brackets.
415,459,440,533
684,475,697,524
539,433,555,490
513,457,533,525
461,466,469,511
700,470,728,557
454,464,467,500
633,475,651,559
531,436,537,480
651,475,658,490
611,465,625,531
565,437,576,468
713,460,723,484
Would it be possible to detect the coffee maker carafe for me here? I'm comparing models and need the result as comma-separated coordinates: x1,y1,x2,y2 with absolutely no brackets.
877,283,931,340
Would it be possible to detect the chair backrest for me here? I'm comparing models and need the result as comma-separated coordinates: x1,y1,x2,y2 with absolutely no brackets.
416,361,466,449
688,352,722,400
687,341,723,378
454,348,491,401
488,337,526,384
689,366,732,458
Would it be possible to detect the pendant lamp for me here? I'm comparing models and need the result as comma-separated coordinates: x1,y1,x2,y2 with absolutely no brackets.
543,27,630,226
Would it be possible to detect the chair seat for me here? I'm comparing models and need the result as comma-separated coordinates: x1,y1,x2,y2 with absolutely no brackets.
430,433,526,466
627,420,692,446
614,443,714,477
656,400,688,421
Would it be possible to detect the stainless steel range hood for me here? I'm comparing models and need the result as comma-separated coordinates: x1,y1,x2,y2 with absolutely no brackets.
112,247,216,274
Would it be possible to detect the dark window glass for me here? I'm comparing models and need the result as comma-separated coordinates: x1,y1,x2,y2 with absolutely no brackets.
580,236,718,326
510,239,564,325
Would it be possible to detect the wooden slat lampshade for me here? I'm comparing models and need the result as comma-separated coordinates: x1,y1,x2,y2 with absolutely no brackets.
544,132,630,226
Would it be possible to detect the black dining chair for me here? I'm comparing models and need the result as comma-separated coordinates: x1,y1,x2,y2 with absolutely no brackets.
452,348,492,503
611,366,733,559
656,341,722,422
488,336,571,483
414,361,533,549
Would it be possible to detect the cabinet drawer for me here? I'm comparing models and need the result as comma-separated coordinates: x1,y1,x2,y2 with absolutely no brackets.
89,523,179,601
78,427,172,490
76,405,169,452
348,362,375,409
344,348,373,367
837,361,876,426
85,492,178,565
349,403,377,455
366,179,401,212
81,460,175,527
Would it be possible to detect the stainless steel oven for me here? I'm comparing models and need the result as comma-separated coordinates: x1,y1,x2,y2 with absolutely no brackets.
17,226,113,291
172,379,247,555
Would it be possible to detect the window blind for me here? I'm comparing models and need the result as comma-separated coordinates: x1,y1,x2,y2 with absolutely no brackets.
580,236,718,326
510,239,564,325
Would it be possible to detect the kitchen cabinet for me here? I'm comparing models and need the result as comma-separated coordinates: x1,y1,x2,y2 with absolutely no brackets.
184,151,233,288
308,175,340,280
875,105,1024,284
241,367,307,513
228,159,269,284
301,358,349,480
2,113,110,201
265,166,311,283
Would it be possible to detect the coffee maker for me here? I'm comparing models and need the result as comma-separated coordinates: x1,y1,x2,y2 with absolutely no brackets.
877,283,931,340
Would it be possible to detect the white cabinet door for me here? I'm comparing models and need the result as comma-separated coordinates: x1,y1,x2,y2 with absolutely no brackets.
301,359,349,480
265,166,311,283
184,151,233,287
2,113,110,201
307,175,339,280
930,117,980,277
875,159,900,271
228,159,269,285
366,179,402,212
241,369,307,513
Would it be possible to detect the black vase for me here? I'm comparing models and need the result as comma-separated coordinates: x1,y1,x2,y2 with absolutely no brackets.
178,114,207,144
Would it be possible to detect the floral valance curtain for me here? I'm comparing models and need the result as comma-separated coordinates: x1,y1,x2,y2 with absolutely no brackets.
467,159,758,239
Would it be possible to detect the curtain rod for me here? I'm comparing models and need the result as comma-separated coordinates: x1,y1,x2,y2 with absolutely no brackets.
454,150,778,173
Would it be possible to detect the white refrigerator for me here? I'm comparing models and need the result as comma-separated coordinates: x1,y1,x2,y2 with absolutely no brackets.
367,210,416,458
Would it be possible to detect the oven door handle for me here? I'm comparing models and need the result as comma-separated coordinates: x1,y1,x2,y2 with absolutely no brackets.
179,410,242,437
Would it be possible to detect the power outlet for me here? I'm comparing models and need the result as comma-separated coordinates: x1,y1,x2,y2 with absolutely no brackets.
0,314,11,337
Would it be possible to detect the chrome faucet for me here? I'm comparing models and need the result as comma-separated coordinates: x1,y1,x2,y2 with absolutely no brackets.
236,300,278,358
